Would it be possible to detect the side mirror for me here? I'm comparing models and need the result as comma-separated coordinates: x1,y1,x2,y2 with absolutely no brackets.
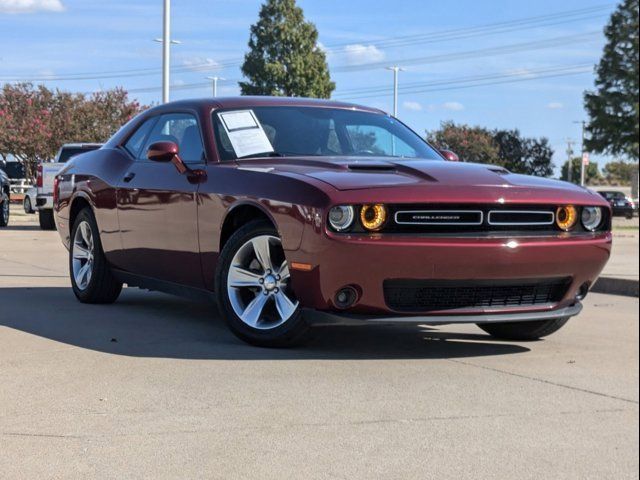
439,149,460,162
147,141,188,174
147,141,179,163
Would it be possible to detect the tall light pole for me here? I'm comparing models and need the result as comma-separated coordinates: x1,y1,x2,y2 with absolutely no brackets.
154,0,182,104
161,0,171,104
206,76,225,97
565,139,574,183
385,66,404,117
573,120,587,186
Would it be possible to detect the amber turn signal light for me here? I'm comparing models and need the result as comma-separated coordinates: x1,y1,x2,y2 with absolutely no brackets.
360,204,387,231
556,205,577,231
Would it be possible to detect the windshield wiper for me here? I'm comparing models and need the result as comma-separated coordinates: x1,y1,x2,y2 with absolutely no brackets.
237,151,286,159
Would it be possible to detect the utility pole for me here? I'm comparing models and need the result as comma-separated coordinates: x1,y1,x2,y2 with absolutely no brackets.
573,120,587,186
206,76,225,97
385,66,404,117
566,139,575,183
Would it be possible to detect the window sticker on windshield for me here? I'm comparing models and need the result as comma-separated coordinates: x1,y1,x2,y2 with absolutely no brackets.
217,110,274,158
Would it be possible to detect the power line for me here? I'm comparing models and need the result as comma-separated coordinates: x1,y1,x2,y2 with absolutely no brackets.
0,4,611,82
338,68,593,101
333,63,593,97
332,31,600,73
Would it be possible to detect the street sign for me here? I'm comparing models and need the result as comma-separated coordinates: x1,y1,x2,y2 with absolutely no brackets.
582,152,590,166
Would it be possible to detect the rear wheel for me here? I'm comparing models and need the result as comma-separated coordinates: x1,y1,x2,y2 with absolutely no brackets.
0,192,9,227
70,208,122,304
24,195,33,214
38,209,56,230
215,220,311,347
477,317,570,341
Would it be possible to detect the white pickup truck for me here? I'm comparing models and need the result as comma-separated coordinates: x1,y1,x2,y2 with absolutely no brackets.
36,143,102,229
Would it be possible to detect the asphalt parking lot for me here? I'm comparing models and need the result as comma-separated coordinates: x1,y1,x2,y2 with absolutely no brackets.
1,214,638,479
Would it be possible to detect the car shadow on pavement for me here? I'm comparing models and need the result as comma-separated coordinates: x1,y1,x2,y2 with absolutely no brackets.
0,287,530,360
2,224,42,231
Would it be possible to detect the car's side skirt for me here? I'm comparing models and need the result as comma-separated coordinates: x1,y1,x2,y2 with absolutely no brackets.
112,269,216,303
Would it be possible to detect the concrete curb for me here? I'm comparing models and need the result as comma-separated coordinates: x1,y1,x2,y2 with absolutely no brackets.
592,277,639,298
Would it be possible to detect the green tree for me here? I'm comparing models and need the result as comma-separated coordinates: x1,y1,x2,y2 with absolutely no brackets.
603,159,639,184
561,157,602,185
493,129,554,177
239,0,335,98
584,0,639,160
426,121,499,164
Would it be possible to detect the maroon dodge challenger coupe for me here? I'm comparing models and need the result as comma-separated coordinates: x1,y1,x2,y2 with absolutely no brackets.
53,97,611,347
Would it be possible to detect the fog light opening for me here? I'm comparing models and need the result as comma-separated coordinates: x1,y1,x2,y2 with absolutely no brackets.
576,282,590,301
335,286,359,309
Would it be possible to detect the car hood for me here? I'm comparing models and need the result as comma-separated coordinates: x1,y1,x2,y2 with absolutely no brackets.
236,156,604,204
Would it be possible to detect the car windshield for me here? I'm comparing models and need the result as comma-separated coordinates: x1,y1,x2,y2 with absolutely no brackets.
212,106,442,161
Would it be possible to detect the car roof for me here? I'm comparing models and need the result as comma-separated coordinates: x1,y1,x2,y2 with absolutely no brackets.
146,96,387,115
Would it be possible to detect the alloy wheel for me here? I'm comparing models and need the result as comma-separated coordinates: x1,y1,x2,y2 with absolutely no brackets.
72,221,95,290
227,235,299,330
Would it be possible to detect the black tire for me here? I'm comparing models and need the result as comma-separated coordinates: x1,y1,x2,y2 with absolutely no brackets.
24,196,33,214
70,208,122,304
477,317,570,341
625,212,633,220
215,220,311,347
0,192,9,227
38,209,56,230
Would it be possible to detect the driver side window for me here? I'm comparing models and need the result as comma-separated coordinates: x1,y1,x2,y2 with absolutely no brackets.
141,113,205,164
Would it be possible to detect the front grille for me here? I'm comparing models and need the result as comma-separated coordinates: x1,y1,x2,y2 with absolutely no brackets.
383,278,571,312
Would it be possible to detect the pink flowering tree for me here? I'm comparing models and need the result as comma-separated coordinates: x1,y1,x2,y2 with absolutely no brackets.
0,83,145,181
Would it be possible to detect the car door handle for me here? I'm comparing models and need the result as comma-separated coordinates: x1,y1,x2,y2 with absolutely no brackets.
123,172,136,183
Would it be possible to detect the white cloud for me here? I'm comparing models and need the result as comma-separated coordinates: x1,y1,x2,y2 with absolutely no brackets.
547,102,564,110
0,0,64,13
403,101,423,111
343,44,385,66
182,57,219,72
442,101,464,111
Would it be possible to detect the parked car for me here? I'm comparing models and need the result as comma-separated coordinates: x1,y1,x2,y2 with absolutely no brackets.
24,186,37,214
36,143,102,230
597,190,635,219
0,165,10,227
0,157,30,195
53,97,612,347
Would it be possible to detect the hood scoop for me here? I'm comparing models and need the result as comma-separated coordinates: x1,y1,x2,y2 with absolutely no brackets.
347,163,397,172
487,166,510,175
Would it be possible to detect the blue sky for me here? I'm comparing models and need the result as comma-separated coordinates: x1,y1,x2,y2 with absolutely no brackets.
0,0,617,173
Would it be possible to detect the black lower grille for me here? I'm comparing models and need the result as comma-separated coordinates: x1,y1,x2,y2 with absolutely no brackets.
383,278,571,312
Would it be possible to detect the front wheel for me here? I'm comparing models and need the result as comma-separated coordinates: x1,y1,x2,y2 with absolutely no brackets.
0,193,9,227
70,208,122,304
477,317,570,341
215,220,311,347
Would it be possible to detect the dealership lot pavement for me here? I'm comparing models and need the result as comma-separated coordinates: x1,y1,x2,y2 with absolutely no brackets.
1,214,638,479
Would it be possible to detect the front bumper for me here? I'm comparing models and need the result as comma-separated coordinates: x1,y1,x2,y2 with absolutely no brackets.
305,302,583,326
288,228,611,318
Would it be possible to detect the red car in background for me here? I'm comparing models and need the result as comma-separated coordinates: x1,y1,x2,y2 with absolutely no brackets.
53,97,611,347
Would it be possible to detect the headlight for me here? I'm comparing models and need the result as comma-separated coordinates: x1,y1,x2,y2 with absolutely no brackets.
328,205,355,231
360,204,387,231
556,205,577,231
581,206,602,231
